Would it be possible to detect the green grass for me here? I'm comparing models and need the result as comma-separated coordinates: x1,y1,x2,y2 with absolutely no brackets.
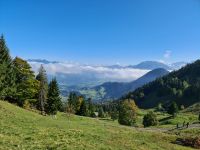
0,101,197,150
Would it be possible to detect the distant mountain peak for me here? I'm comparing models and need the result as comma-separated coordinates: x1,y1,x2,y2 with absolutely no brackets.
129,61,171,70
27,59,59,64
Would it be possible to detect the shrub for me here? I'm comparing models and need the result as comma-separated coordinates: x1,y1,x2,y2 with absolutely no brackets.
111,111,118,121
143,111,158,127
23,100,31,110
98,107,105,118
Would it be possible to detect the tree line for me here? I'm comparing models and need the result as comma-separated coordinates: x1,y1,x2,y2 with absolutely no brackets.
0,35,62,116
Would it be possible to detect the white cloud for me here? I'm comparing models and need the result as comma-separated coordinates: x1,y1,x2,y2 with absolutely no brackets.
29,61,149,82
164,50,172,59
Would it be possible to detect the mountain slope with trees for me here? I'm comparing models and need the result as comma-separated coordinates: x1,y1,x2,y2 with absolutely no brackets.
124,60,200,108
81,68,169,101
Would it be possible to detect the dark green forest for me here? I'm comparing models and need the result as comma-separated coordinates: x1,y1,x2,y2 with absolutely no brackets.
124,60,200,108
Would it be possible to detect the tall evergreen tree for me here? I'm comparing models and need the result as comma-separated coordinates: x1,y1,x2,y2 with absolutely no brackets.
37,65,48,114
47,78,62,115
0,35,16,100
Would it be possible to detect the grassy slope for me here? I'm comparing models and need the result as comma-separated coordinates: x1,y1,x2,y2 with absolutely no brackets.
0,101,196,150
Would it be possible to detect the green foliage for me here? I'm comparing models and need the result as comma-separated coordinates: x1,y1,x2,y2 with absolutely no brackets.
47,78,62,115
156,103,165,112
67,92,80,113
77,100,88,116
124,60,200,108
13,57,39,106
143,111,158,127
110,108,118,121
198,113,200,122
0,35,16,99
37,65,48,114
118,99,137,126
98,107,105,118
1,101,193,150
23,100,31,109
167,101,179,117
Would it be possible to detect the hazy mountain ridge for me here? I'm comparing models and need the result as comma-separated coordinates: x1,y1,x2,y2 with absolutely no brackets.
79,68,169,102
28,59,186,101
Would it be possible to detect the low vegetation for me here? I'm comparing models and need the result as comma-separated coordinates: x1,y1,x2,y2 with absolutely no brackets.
0,101,198,150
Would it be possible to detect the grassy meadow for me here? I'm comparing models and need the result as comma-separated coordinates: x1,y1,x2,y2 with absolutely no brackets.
1,101,199,150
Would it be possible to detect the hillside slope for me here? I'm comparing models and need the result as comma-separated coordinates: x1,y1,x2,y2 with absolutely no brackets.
81,68,169,101
0,101,194,150
125,60,200,108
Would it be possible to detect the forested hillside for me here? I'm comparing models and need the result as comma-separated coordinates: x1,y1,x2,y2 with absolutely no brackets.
124,60,200,108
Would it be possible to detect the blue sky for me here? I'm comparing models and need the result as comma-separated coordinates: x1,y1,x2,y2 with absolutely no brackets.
1,0,200,65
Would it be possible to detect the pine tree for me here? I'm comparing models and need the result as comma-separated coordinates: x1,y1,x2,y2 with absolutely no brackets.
0,35,16,100
47,78,62,115
37,65,48,114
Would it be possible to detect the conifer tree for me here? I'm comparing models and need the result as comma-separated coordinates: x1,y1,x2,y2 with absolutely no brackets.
37,65,48,114
167,101,179,117
0,35,16,100
47,78,62,115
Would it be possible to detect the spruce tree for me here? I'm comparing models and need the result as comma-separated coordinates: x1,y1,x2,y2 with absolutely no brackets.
0,35,16,100
37,65,48,114
47,78,62,115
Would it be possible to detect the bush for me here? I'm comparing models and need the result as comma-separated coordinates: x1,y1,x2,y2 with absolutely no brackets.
98,107,105,118
143,111,158,127
23,100,30,110
111,111,118,121
118,99,137,126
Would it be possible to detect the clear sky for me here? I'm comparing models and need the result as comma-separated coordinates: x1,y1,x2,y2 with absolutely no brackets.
1,0,200,65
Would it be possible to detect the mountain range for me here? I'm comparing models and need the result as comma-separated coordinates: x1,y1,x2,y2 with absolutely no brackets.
79,68,169,102
28,59,187,101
